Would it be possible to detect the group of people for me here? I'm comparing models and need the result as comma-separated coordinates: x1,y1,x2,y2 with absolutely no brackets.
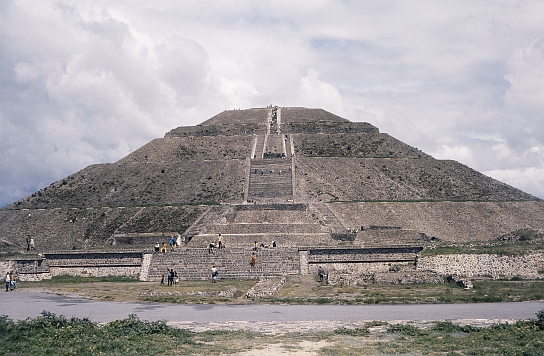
4,272,16,292
208,234,225,253
161,269,179,286
156,234,275,285
26,235,35,251
155,234,182,254
253,240,276,250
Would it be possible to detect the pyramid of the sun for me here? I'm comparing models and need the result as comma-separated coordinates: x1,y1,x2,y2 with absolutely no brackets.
1,107,543,251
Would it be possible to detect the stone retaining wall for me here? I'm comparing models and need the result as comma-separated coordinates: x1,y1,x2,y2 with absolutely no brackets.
4,249,543,283
48,266,141,278
307,247,422,264
6,251,145,281
417,253,544,279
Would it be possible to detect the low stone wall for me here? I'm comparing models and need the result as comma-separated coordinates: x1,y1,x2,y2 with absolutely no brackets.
324,263,443,286
49,266,141,278
7,251,145,281
307,246,422,264
372,271,444,285
417,253,544,279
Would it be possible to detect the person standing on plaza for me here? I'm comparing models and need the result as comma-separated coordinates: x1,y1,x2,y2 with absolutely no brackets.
318,266,325,283
5,273,10,292
250,253,256,267
9,273,15,291
210,265,218,283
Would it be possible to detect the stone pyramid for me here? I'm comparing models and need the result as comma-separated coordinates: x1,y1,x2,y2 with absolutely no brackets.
1,107,543,252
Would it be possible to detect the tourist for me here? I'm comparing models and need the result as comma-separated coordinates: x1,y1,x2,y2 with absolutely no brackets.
272,240,276,248
318,266,325,283
176,234,182,248
160,242,167,254
9,272,16,291
253,241,258,250
174,272,179,286
169,236,175,251
160,274,165,286
26,235,31,251
208,242,214,253
5,272,10,292
167,269,175,286
210,265,218,283
29,238,34,251
155,242,160,253
250,253,256,267
218,234,224,249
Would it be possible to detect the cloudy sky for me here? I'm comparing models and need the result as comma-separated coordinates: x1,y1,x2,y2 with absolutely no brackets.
1,1,544,207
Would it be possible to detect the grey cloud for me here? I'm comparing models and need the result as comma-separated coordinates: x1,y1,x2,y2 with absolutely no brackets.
2,1,544,207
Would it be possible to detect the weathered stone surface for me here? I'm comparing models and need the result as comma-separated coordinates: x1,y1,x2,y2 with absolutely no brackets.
246,276,287,298
1,107,542,283
417,253,544,279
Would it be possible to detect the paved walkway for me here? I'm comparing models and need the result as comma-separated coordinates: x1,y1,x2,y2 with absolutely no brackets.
2,291,543,333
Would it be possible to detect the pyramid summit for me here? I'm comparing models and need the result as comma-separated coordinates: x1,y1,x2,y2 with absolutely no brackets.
1,107,543,283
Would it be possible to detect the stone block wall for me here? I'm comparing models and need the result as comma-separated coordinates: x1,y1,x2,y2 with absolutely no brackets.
48,266,141,278
417,253,544,279
307,246,422,264
186,233,334,248
6,251,145,281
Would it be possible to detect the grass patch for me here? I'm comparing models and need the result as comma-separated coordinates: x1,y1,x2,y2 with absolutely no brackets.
18,275,544,305
270,276,544,304
1,311,543,355
422,240,544,256
19,278,258,304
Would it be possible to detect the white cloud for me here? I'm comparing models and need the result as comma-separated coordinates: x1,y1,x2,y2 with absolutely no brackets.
298,68,343,114
1,0,544,207
485,167,544,199
432,145,475,168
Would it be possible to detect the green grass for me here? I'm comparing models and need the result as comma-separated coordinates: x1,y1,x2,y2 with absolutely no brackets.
269,277,544,304
138,279,257,304
1,311,543,355
19,275,544,305
421,240,544,256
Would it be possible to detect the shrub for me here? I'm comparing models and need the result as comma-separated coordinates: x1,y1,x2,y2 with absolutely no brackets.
334,327,370,336
387,323,428,336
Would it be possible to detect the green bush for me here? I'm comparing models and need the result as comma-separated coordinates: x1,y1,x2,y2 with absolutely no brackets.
334,327,370,336
387,323,428,336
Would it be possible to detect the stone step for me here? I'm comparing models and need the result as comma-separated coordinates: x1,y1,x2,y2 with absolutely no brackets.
146,247,301,280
